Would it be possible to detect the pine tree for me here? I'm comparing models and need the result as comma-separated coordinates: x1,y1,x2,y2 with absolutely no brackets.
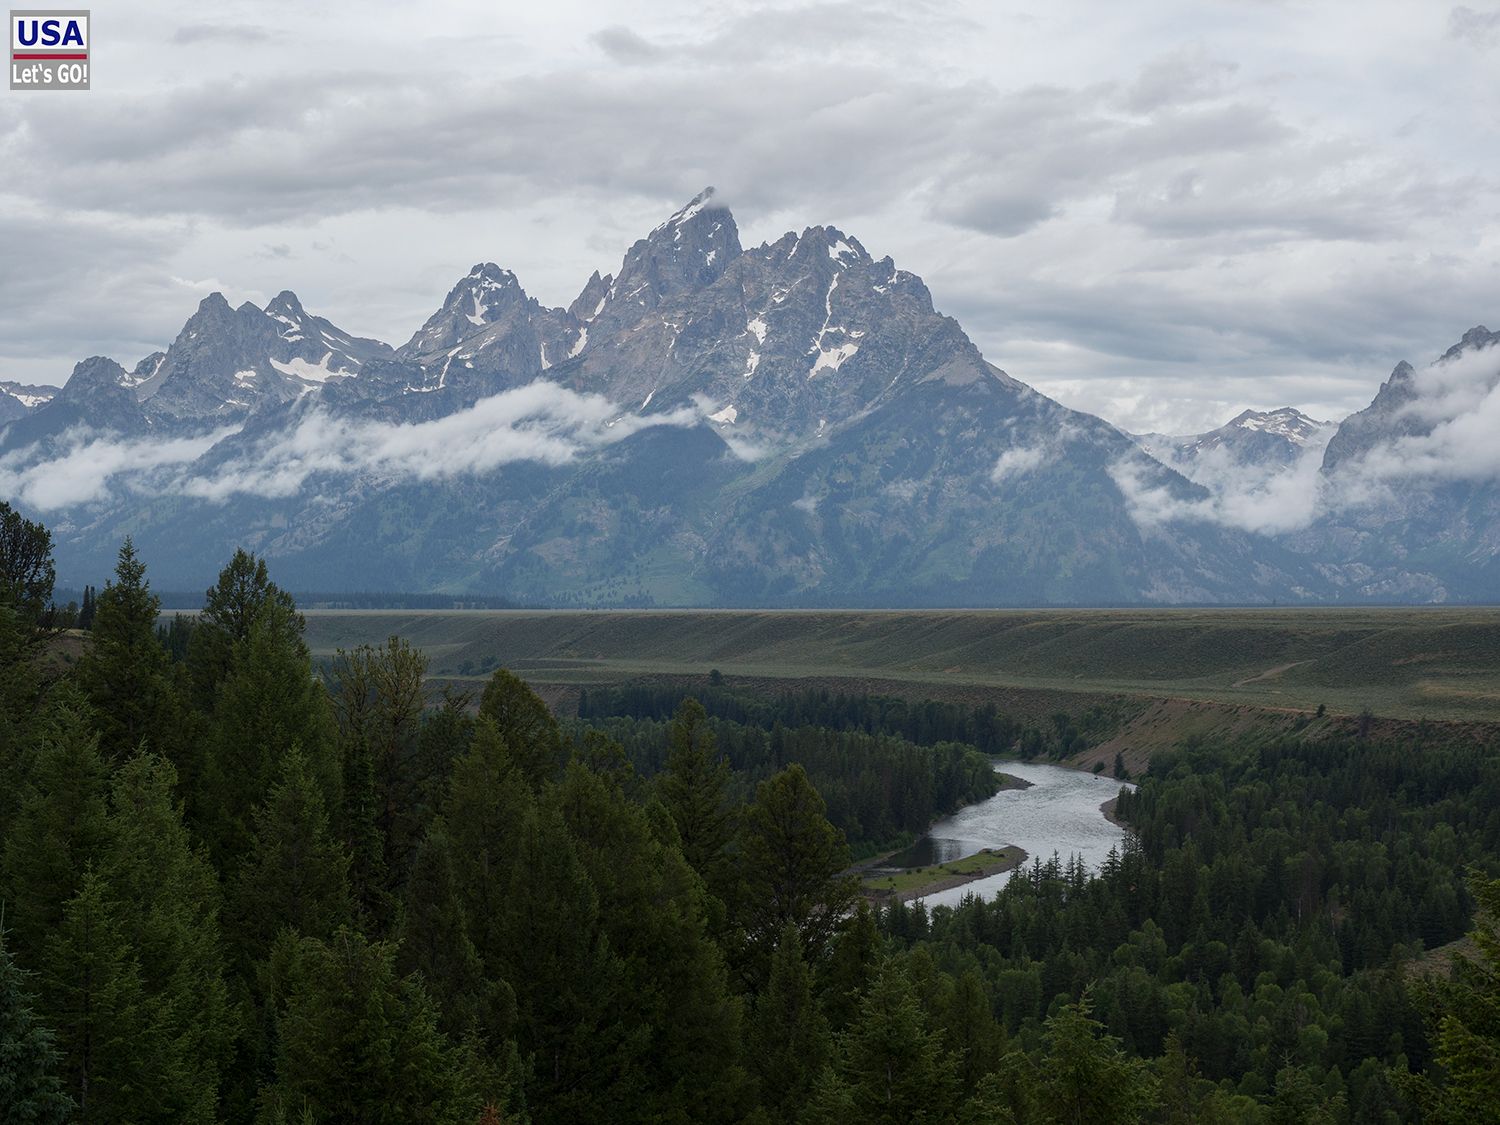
1414,870,1500,1124
204,596,337,875
186,548,301,713
556,760,748,1122
747,923,831,1124
476,669,566,792
329,637,430,891
0,928,73,1124
413,689,475,798
940,969,1004,1096
260,927,464,1124
0,601,43,771
442,719,536,970
834,959,958,1125
820,900,881,1033
230,747,352,971
1156,1032,1241,1125
738,764,858,981
78,584,96,631
339,722,392,933
397,820,512,1048
74,538,179,760
44,869,148,1123
496,807,627,1125
104,751,231,1122
1031,994,1159,1125
0,694,113,962
0,500,55,627
658,699,735,899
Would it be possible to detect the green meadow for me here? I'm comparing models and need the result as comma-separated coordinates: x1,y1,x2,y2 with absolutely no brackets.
299,606,1500,722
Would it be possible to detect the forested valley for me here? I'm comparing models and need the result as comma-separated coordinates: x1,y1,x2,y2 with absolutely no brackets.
1,500,1498,1124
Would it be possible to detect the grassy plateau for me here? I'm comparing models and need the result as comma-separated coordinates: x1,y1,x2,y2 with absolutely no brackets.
298,606,1500,724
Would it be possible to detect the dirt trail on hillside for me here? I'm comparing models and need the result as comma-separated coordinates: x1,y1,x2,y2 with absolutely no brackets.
1232,660,1311,687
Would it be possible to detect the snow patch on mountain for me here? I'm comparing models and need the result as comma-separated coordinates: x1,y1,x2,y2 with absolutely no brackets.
270,355,349,384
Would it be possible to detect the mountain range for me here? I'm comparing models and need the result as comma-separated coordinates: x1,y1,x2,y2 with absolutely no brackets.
4,189,1498,605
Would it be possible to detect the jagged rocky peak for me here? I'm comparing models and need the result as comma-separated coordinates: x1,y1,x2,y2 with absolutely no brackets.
785,224,871,268
1319,324,1499,474
58,355,130,399
608,187,742,309
264,290,310,333
1132,405,1335,471
568,270,612,322
441,264,528,326
1442,324,1499,360
400,262,533,358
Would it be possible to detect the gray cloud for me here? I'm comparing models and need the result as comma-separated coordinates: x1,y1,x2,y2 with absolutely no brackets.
1124,45,1239,113
591,26,666,65
1112,339,1500,533
0,382,699,511
1,0,1497,436
171,23,278,45
1448,6,1500,46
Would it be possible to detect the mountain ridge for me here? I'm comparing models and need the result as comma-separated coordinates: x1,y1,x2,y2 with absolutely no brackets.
3,190,1497,605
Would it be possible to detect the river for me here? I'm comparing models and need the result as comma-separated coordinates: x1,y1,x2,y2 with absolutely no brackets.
889,760,1136,910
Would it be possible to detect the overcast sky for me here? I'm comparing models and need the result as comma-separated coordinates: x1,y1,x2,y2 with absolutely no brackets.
3,0,1497,433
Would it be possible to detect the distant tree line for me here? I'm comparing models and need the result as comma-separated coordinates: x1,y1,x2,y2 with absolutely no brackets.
579,682,1122,761
573,713,1000,854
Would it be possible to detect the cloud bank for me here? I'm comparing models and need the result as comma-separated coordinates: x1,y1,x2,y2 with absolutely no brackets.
1,382,698,512
1112,340,1500,533
2,0,1497,435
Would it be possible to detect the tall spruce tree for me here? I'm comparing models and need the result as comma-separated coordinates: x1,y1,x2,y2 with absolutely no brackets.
260,927,469,1124
44,869,148,1123
397,820,512,1048
74,538,179,760
496,807,628,1125
1025,994,1160,1125
556,760,748,1123
0,601,42,777
0,928,73,1125
1415,870,1500,1124
819,900,881,1033
204,596,337,875
329,637,430,898
940,969,1005,1097
476,669,566,792
441,719,535,970
830,959,958,1125
103,751,231,1122
738,763,858,982
658,698,736,926
229,747,352,971
747,923,831,1124
186,549,300,713
0,500,55,628
0,694,112,963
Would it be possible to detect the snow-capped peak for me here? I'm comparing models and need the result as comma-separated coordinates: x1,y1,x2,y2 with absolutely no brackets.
651,187,721,238
1228,407,1329,446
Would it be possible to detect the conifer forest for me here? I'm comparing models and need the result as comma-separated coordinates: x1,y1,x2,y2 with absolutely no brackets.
1,500,1498,1124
